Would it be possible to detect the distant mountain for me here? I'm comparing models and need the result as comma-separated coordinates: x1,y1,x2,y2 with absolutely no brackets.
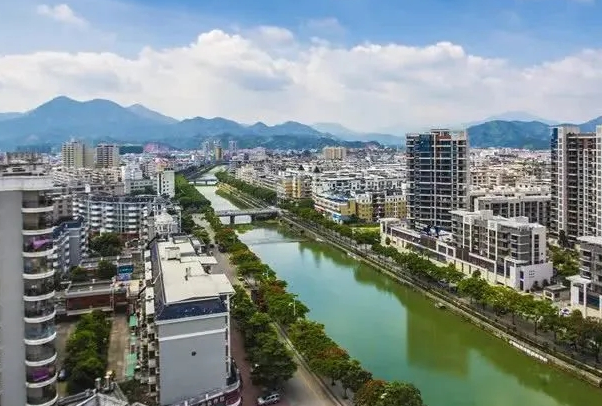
578,116,602,132
0,112,23,121
312,122,403,146
467,111,558,127
467,120,552,149
0,96,370,150
127,104,178,124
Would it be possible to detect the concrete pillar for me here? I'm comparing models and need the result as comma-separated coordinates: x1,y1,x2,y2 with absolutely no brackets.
230,215,235,225
250,215,255,222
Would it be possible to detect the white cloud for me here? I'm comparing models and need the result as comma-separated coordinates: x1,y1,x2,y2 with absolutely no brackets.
1,27,602,131
36,4,88,27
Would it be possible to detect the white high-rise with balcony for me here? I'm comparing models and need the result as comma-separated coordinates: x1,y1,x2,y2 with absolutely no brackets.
0,155,58,406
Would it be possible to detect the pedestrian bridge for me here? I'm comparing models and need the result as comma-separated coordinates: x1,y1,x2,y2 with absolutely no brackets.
214,208,279,223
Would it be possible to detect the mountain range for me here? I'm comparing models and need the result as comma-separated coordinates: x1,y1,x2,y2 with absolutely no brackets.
0,96,600,151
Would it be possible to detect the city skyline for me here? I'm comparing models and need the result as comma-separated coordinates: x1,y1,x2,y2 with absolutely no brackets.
1,0,602,133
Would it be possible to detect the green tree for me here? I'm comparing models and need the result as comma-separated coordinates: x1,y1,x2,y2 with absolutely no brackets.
309,346,350,386
289,320,335,360
70,266,90,282
354,380,387,406
376,381,425,406
457,275,489,305
67,352,105,393
96,260,117,280
249,333,297,389
341,359,373,398
90,233,122,257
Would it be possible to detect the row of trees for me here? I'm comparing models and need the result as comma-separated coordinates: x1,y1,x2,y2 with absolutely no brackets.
179,177,426,405
230,285,297,389
174,174,214,234
64,311,112,394
215,171,277,205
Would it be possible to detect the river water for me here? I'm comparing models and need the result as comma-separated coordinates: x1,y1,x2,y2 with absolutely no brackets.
197,182,602,406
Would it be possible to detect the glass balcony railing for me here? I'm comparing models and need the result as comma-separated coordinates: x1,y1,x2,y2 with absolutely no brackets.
24,322,56,341
27,385,57,405
26,343,56,363
23,257,52,276
27,363,57,383
22,196,54,209
23,213,54,231
24,234,54,253
24,280,55,298
25,300,55,318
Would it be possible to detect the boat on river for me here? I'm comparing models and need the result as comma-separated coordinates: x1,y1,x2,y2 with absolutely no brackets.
435,302,446,309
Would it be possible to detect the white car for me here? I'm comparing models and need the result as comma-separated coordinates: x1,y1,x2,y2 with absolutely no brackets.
257,392,280,405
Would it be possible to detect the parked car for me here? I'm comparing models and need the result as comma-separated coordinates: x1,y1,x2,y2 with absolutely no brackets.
257,392,280,405
57,368,67,381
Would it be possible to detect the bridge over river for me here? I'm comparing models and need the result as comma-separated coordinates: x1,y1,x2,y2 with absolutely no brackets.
214,208,279,224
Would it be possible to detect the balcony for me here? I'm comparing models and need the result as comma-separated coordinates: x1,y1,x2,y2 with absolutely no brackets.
26,383,58,406
23,257,54,280
23,234,54,258
22,196,54,214
26,343,57,367
25,301,56,323
24,279,55,301
24,324,56,345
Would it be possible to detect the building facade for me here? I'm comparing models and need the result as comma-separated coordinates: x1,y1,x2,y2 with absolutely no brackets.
61,140,94,169
0,156,58,406
96,144,120,168
52,216,89,278
550,125,602,242
406,129,469,231
140,236,241,405
156,169,175,198
323,146,347,160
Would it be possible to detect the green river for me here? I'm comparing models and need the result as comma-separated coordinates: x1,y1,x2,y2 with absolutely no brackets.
197,183,602,406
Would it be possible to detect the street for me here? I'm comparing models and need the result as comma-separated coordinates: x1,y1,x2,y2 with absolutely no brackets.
212,248,343,406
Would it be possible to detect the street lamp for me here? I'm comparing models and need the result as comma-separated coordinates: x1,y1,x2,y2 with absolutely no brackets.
288,297,297,317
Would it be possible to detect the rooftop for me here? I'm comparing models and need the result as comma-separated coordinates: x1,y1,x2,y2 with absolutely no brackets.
154,238,233,305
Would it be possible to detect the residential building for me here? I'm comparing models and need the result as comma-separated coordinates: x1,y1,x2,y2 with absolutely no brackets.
381,210,553,292
450,210,552,291
125,178,155,195
61,140,94,169
52,216,89,277
575,236,602,309
73,195,159,243
313,190,405,223
323,146,347,160
550,125,602,242
148,208,181,240
470,188,550,228
0,154,58,406
406,129,469,231
96,144,120,168
140,235,241,405
156,168,175,198
214,143,223,161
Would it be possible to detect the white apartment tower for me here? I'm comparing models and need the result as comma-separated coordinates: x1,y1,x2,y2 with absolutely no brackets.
406,129,469,231
95,144,120,168
0,155,58,406
61,140,94,169
156,168,175,198
550,125,602,243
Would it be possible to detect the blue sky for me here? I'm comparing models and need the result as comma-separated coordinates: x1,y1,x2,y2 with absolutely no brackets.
1,0,601,131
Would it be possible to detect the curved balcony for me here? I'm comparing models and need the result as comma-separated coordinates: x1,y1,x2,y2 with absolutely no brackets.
22,196,54,214
24,301,56,323
26,379,58,405
23,234,54,258
23,257,55,280
24,322,56,346
24,279,55,301
23,212,54,233
26,343,57,367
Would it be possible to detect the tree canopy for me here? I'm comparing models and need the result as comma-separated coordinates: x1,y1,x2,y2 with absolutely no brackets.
89,233,122,257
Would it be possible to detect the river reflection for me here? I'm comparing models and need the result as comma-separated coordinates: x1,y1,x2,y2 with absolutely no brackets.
238,225,602,406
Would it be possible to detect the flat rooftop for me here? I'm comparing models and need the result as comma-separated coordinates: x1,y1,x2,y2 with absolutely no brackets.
156,239,233,305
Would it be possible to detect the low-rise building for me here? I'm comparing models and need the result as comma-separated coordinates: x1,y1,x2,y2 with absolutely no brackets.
575,236,602,309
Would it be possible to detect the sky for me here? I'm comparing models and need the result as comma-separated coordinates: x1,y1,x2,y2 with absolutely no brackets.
0,0,602,133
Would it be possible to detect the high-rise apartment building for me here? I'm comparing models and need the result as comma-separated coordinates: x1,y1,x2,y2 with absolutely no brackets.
550,125,602,243
214,142,223,161
322,146,347,160
95,144,120,168
228,140,237,157
156,168,175,198
406,129,469,230
61,140,94,168
0,155,58,406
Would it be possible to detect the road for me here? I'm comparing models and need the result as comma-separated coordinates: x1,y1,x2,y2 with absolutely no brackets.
212,249,343,406
107,314,129,381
